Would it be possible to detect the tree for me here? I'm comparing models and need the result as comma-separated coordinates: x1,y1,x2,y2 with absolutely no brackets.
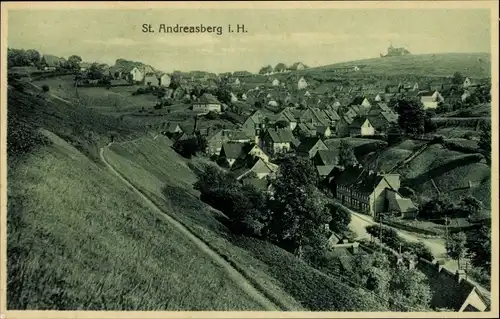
478,121,491,162
394,99,426,135
446,232,468,270
259,65,273,75
459,196,483,216
87,63,104,80
25,49,41,66
419,197,453,219
264,156,330,258
338,140,357,167
41,84,50,92
451,72,465,86
215,78,232,104
275,120,289,129
274,63,287,73
390,267,432,310
254,100,263,109
387,125,403,146
67,55,82,71
467,223,491,271
327,204,351,234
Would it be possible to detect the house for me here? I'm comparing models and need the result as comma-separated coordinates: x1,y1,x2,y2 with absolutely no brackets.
160,73,171,87
336,115,355,137
332,166,409,217
247,144,270,163
415,260,490,312
374,94,383,102
272,79,280,86
316,125,333,138
206,129,232,155
296,122,317,138
463,77,472,88
261,128,295,155
237,158,279,180
295,137,328,158
297,77,308,90
230,92,239,103
42,54,65,71
241,93,247,101
219,143,245,167
144,73,160,86
192,93,222,114
229,130,252,143
418,90,445,109
313,150,339,167
289,62,307,71
161,122,183,135
385,188,418,219
461,91,471,102
130,67,144,82
234,78,241,86
349,117,375,137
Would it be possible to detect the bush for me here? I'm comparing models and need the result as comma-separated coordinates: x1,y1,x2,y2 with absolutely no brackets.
401,241,434,261
41,84,50,92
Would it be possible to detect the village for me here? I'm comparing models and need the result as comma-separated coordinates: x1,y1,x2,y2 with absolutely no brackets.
7,46,493,313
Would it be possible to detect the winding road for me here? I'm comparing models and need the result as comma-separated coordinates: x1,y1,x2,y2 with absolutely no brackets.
346,205,491,299
99,142,281,311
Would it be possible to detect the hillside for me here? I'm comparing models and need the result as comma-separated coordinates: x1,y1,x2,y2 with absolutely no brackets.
103,136,387,311
6,83,386,311
361,141,491,209
304,53,491,79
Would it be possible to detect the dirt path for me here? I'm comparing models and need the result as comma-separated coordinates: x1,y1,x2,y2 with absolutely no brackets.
99,142,280,311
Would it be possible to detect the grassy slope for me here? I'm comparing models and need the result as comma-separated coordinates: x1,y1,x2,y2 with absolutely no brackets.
304,53,491,78
362,142,491,208
105,136,387,311
7,130,266,310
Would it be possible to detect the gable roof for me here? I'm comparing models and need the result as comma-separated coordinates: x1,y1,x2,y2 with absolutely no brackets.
265,128,295,143
43,54,66,67
221,143,245,159
334,166,398,195
196,93,220,104
296,137,325,153
315,150,339,166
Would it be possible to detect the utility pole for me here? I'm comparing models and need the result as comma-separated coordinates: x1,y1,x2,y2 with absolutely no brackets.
379,214,383,254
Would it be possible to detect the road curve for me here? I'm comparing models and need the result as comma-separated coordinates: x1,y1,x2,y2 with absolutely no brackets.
99,143,280,311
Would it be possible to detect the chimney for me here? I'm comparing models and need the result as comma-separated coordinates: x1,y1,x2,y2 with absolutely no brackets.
456,269,466,283
435,260,443,272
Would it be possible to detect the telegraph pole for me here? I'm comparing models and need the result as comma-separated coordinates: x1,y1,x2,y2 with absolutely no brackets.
379,213,383,254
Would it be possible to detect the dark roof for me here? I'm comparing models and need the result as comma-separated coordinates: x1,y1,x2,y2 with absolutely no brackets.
349,116,367,129
296,137,324,154
197,93,221,104
349,96,365,106
315,150,339,166
266,128,295,143
221,143,245,159
334,166,391,195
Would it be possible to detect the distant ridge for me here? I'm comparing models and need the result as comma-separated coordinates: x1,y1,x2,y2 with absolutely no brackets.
303,53,491,78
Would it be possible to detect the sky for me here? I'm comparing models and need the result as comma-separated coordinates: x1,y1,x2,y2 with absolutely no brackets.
7,8,492,73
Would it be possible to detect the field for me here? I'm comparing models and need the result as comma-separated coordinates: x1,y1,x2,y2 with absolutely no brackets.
104,136,386,311
324,137,388,158
304,53,491,78
7,130,268,310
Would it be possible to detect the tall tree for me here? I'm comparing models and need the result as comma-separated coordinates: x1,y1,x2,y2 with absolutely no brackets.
264,156,330,258
394,99,426,135
389,267,432,310
327,204,351,234
259,65,273,75
446,232,468,270
467,223,491,271
67,55,82,71
451,71,465,86
338,140,358,167
215,77,232,104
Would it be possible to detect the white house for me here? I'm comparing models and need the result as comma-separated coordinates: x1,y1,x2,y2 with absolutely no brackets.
360,118,375,136
463,77,472,88
248,144,270,163
130,67,144,82
361,98,371,108
420,90,445,109
160,74,171,87
375,94,382,102
241,93,247,101
272,79,280,86
304,91,311,97
192,93,222,114
461,91,471,102
353,66,360,72
234,78,241,85
298,77,308,90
